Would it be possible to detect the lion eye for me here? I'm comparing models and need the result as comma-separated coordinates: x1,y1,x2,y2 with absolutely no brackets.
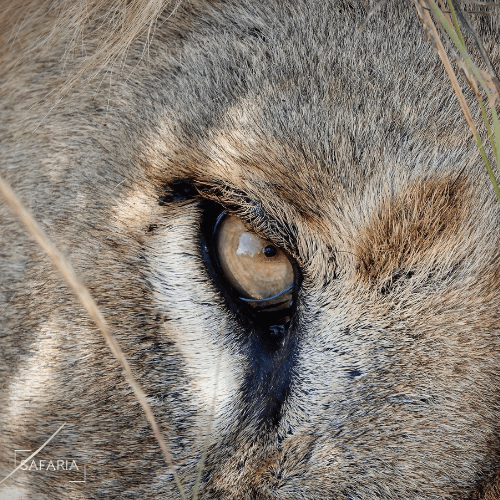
214,214,294,310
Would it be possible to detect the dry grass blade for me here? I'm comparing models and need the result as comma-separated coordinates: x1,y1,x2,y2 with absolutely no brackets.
0,0,183,98
55,0,184,96
191,353,222,500
0,423,66,485
452,118,500,186
414,0,479,135
449,0,500,98
468,1,500,6
414,0,500,203
0,174,187,500
359,0,388,30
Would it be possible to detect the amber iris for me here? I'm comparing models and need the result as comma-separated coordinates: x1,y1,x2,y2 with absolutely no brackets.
215,215,294,301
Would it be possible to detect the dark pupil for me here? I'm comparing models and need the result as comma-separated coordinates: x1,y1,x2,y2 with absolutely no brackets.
263,245,277,257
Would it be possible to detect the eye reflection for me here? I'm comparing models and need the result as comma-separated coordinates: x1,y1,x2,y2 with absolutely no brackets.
214,214,294,305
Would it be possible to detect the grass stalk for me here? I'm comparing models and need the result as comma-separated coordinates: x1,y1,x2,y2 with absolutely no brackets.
414,0,500,204
0,174,187,500
191,353,221,500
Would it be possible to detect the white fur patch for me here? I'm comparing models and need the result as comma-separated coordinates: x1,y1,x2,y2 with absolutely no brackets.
5,322,60,425
149,206,245,432
0,485,29,500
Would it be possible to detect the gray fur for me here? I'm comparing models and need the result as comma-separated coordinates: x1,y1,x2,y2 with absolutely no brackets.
1,0,500,498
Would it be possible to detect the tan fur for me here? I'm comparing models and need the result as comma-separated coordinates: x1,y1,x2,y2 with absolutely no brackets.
2,0,500,499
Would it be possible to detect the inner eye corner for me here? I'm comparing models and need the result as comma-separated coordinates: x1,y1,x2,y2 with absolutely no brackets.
158,179,198,205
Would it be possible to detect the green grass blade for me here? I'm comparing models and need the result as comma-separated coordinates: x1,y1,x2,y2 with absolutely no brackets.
192,436,210,500
478,97,498,160
490,106,500,174
428,0,500,201
446,0,464,46
475,131,500,203
430,1,491,97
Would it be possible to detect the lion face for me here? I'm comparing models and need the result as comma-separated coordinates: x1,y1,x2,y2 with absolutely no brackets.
1,1,500,499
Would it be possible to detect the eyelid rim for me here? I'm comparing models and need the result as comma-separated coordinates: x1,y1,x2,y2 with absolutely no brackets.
213,210,228,239
239,285,293,305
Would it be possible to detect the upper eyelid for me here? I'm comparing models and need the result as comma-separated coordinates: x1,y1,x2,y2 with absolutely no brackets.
195,184,268,231
195,182,299,254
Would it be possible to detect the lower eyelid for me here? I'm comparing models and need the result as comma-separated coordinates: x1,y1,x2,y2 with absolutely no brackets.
239,285,293,309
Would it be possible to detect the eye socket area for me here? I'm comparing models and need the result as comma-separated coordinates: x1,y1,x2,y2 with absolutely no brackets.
214,213,295,312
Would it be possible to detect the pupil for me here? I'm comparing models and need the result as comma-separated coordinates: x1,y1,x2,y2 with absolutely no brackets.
263,245,277,257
